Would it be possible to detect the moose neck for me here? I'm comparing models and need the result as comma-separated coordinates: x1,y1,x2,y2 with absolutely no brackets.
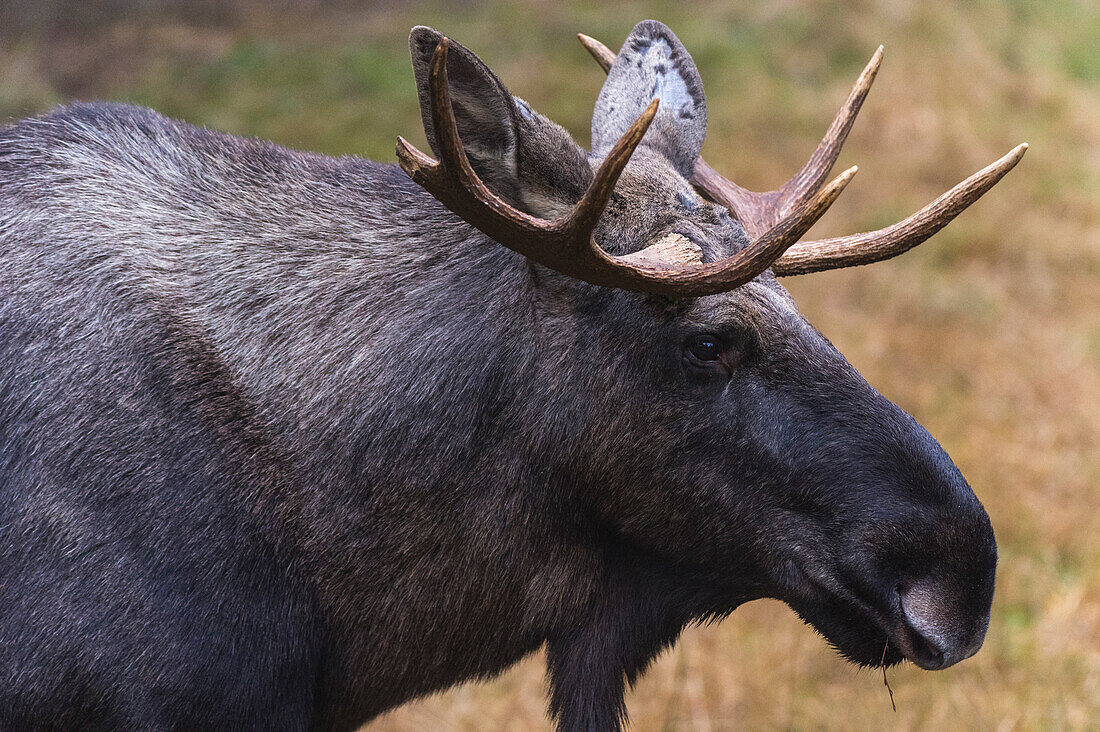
214,161,627,719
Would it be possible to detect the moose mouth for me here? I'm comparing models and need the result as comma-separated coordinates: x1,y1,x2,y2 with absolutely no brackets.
781,567,965,671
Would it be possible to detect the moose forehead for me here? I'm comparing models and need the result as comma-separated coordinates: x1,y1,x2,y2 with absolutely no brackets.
599,146,697,206
682,277,804,341
592,145,751,263
586,146,809,333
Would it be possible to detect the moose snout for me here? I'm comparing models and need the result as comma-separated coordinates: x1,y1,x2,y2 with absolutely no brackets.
839,427,998,670
875,494,997,670
895,577,991,669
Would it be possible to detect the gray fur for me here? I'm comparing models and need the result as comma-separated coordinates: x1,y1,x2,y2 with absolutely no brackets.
0,23,996,732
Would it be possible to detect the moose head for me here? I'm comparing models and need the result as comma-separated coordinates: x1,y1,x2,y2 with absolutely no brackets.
397,20,1021,678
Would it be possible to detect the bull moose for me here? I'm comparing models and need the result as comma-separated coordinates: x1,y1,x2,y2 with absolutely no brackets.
0,19,1024,731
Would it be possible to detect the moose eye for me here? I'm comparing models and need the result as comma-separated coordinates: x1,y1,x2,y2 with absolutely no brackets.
687,334,721,362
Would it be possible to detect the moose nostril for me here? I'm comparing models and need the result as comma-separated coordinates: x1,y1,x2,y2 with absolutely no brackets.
897,579,986,670
903,619,947,667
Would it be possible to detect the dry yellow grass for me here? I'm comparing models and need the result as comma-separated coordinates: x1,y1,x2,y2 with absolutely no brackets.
2,1,1096,729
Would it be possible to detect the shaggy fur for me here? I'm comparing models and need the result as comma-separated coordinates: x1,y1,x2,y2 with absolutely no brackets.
0,21,996,731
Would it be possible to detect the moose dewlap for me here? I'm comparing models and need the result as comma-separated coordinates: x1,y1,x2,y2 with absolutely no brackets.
0,19,1022,731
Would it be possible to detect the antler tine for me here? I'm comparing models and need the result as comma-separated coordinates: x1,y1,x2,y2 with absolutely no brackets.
772,143,1028,276
774,48,883,213
578,33,615,72
693,48,881,237
426,37,473,179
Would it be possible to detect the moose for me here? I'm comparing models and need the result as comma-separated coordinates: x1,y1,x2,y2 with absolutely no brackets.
0,19,1024,731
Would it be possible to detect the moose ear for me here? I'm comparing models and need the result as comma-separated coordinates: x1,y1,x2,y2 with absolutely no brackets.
410,26,520,194
591,20,707,178
410,26,590,216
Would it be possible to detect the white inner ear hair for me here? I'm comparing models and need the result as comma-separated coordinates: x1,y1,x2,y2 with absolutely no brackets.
647,38,696,120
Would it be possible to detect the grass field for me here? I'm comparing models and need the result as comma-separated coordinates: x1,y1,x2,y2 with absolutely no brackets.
2,1,1097,728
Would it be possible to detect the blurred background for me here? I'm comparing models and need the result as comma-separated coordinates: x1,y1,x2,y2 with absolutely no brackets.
1,0,1096,728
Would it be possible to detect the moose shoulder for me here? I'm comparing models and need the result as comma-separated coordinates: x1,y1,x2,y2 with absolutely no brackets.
0,20,1023,732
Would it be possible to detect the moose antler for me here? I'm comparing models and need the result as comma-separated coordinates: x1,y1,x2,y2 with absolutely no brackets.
578,33,1027,276
396,39,856,297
